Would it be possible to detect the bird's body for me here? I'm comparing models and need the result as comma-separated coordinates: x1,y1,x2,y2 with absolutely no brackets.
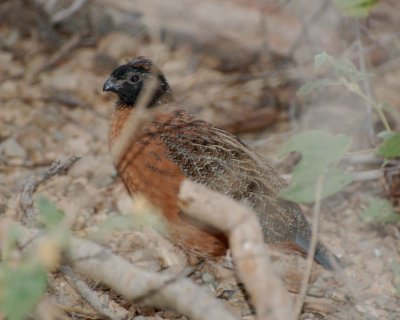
104,57,338,270
110,105,227,255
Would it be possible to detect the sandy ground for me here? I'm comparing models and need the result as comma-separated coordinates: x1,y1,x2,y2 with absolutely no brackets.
1,1,400,319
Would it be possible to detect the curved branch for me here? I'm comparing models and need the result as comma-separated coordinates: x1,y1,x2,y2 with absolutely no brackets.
0,220,238,320
178,179,293,320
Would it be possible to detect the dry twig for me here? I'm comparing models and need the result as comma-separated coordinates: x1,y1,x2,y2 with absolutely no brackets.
352,169,383,181
51,0,88,24
19,155,80,227
18,155,127,319
29,34,82,83
0,220,238,320
54,303,99,318
61,266,129,320
111,77,158,165
355,20,376,145
178,179,293,320
34,296,70,320
294,175,324,318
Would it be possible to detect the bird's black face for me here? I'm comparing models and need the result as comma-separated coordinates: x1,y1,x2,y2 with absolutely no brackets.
103,57,171,108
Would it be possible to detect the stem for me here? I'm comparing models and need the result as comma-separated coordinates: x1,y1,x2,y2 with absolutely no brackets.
355,20,376,144
294,175,324,318
342,78,392,133
352,83,392,132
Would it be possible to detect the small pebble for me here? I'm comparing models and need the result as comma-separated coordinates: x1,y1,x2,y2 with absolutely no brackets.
1,138,26,159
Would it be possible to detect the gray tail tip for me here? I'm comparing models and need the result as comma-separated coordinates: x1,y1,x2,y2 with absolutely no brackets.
295,235,343,270
315,244,343,271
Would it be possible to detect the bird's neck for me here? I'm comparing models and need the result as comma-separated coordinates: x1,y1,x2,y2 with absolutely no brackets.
151,90,174,107
116,88,174,110
109,106,132,152
109,100,177,163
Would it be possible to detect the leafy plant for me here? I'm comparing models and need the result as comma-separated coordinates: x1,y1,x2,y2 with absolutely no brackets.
298,52,392,134
279,130,352,203
391,261,400,294
0,262,47,320
362,197,400,223
0,197,68,319
333,0,378,17
377,132,400,158
89,197,167,240
297,51,400,160
36,196,64,228
296,51,400,221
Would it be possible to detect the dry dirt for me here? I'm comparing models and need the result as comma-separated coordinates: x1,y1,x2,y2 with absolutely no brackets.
1,1,400,319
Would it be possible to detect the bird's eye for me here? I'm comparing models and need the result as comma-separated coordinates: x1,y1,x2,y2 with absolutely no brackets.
130,74,140,82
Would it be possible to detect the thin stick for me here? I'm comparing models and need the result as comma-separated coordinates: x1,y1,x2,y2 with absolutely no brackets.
355,20,375,145
29,34,82,82
294,175,324,318
61,266,128,320
110,77,158,166
352,169,383,181
34,296,70,320
0,220,238,320
19,156,81,227
51,0,88,24
178,180,293,320
289,0,330,56
55,303,99,318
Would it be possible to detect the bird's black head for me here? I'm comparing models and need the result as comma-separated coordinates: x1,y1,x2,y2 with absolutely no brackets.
103,56,172,108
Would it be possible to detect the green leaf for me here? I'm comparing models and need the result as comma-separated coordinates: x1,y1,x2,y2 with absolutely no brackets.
353,71,374,82
313,78,337,89
279,130,351,162
377,133,400,158
331,56,373,83
362,197,400,223
279,130,352,203
334,59,366,81
314,52,331,71
376,130,395,141
1,226,21,261
296,79,336,97
334,58,357,75
281,170,352,203
391,261,400,294
95,215,135,235
297,82,314,97
36,196,64,227
381,101,400,119
0,263,47,320
382,101,395,113
334,0,378,17
90,212,166,240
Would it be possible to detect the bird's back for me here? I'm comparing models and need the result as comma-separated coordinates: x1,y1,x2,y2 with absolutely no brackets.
110,101,337,269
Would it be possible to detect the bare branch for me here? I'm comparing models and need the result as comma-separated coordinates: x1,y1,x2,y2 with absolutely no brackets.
178,179,293,320
61,266,129,320
111,77,158,166
0,220,237,320
294,175,324,318
29,34,82,82
34,296,70,320
19,155,81,227
51,0,88,24
352,169,383,181
355,20,376,145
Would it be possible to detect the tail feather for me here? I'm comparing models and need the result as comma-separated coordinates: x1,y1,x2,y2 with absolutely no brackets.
295,234,341,270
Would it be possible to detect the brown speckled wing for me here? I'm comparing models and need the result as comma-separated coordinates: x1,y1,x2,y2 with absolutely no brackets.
111,107,228,256
112,106,336,268
151,110,291,240
154,108,336,269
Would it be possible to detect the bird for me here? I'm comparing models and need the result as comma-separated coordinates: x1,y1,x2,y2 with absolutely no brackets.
103,56,339,270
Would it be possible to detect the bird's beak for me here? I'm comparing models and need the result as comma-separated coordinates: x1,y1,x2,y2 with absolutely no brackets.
103,77,117,92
